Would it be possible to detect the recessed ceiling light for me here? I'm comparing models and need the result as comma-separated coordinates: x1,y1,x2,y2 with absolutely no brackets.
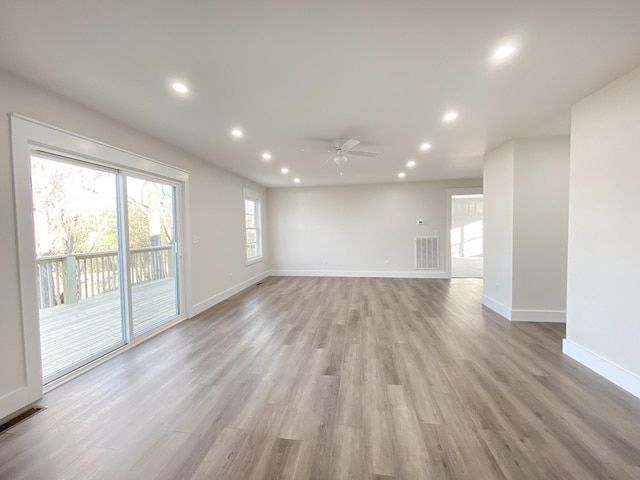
262,152,272,160
171,82,189,94
493,44,516,60
231,128,243,137
281,167,289,174
443,111,458,123
407,160,417,168
419,143,432,151
398,172,406,179
293,177,300,183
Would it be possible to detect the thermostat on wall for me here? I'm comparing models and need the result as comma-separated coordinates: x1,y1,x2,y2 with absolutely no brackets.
416,219,424,225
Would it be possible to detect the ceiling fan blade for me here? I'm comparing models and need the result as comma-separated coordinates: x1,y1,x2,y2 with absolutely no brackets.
299,149,333,153
336,138,360,151
347,150,377,157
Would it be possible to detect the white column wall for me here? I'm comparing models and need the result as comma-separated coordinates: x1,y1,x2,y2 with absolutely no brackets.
564,66,640,398
511,137,570,322
482,137,570,322
481,142,515,318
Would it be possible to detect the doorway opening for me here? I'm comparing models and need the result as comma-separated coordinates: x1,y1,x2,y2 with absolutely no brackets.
450,193,483,278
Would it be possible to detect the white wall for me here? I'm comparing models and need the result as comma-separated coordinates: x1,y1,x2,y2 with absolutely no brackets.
482,142,515,317
482,137,570,322
512,137,570,320
0,69,268,420
268,180,481,277
564,66,640,398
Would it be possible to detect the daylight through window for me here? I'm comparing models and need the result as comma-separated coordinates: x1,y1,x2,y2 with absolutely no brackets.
244,189,262,263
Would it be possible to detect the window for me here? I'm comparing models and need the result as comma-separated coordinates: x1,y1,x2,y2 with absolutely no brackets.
243,188,262,264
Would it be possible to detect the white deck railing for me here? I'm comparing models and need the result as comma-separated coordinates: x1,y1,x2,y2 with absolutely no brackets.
35,245,174,309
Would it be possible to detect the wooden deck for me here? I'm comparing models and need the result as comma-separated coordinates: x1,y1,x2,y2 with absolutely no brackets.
39,278,177,379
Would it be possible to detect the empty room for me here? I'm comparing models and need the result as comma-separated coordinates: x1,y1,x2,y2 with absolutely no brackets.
1,1,639,479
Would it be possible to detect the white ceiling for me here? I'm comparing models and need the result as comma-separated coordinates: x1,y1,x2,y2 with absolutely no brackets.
1,1,639,187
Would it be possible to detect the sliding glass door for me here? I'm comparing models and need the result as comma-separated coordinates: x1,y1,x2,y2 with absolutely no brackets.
30,155,182,383
126,175,179,335
31,155,125,380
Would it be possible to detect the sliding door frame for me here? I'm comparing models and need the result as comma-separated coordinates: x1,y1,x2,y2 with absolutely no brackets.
124,171,183,337
31,153,129,384
10,114,191,402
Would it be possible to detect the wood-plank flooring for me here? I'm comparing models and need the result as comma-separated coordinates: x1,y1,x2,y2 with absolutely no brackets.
1,276,640,479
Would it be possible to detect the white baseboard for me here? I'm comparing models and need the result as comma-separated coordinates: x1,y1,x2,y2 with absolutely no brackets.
481,295,512,320
511,309,566,323
268,269,450,279
481,297,566,324
563,339,640,400
190,271,270,316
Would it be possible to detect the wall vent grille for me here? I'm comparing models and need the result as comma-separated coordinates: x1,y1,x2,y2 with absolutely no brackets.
415,236,439,270
0,406,46,434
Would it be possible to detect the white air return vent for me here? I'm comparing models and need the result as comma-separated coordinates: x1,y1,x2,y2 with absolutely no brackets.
415,236,439,270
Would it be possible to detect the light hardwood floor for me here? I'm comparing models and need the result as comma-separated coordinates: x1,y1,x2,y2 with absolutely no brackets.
1,277,639,479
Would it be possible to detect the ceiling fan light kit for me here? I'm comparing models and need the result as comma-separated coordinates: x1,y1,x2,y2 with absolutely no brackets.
326,138,377,166
333,153,348,165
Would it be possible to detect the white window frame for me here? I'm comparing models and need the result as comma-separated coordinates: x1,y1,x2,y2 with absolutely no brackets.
243,187,263,265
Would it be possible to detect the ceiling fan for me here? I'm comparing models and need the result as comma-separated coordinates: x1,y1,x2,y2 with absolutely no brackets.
327,138,377,165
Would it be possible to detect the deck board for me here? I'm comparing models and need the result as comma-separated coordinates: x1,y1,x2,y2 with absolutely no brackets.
39,278,177,378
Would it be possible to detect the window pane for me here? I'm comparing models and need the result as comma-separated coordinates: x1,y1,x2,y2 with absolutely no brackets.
31,155,123,381
127,176,179,336
243,190,261,261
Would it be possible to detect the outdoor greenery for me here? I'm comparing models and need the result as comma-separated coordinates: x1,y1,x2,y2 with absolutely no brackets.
31,156,174,257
